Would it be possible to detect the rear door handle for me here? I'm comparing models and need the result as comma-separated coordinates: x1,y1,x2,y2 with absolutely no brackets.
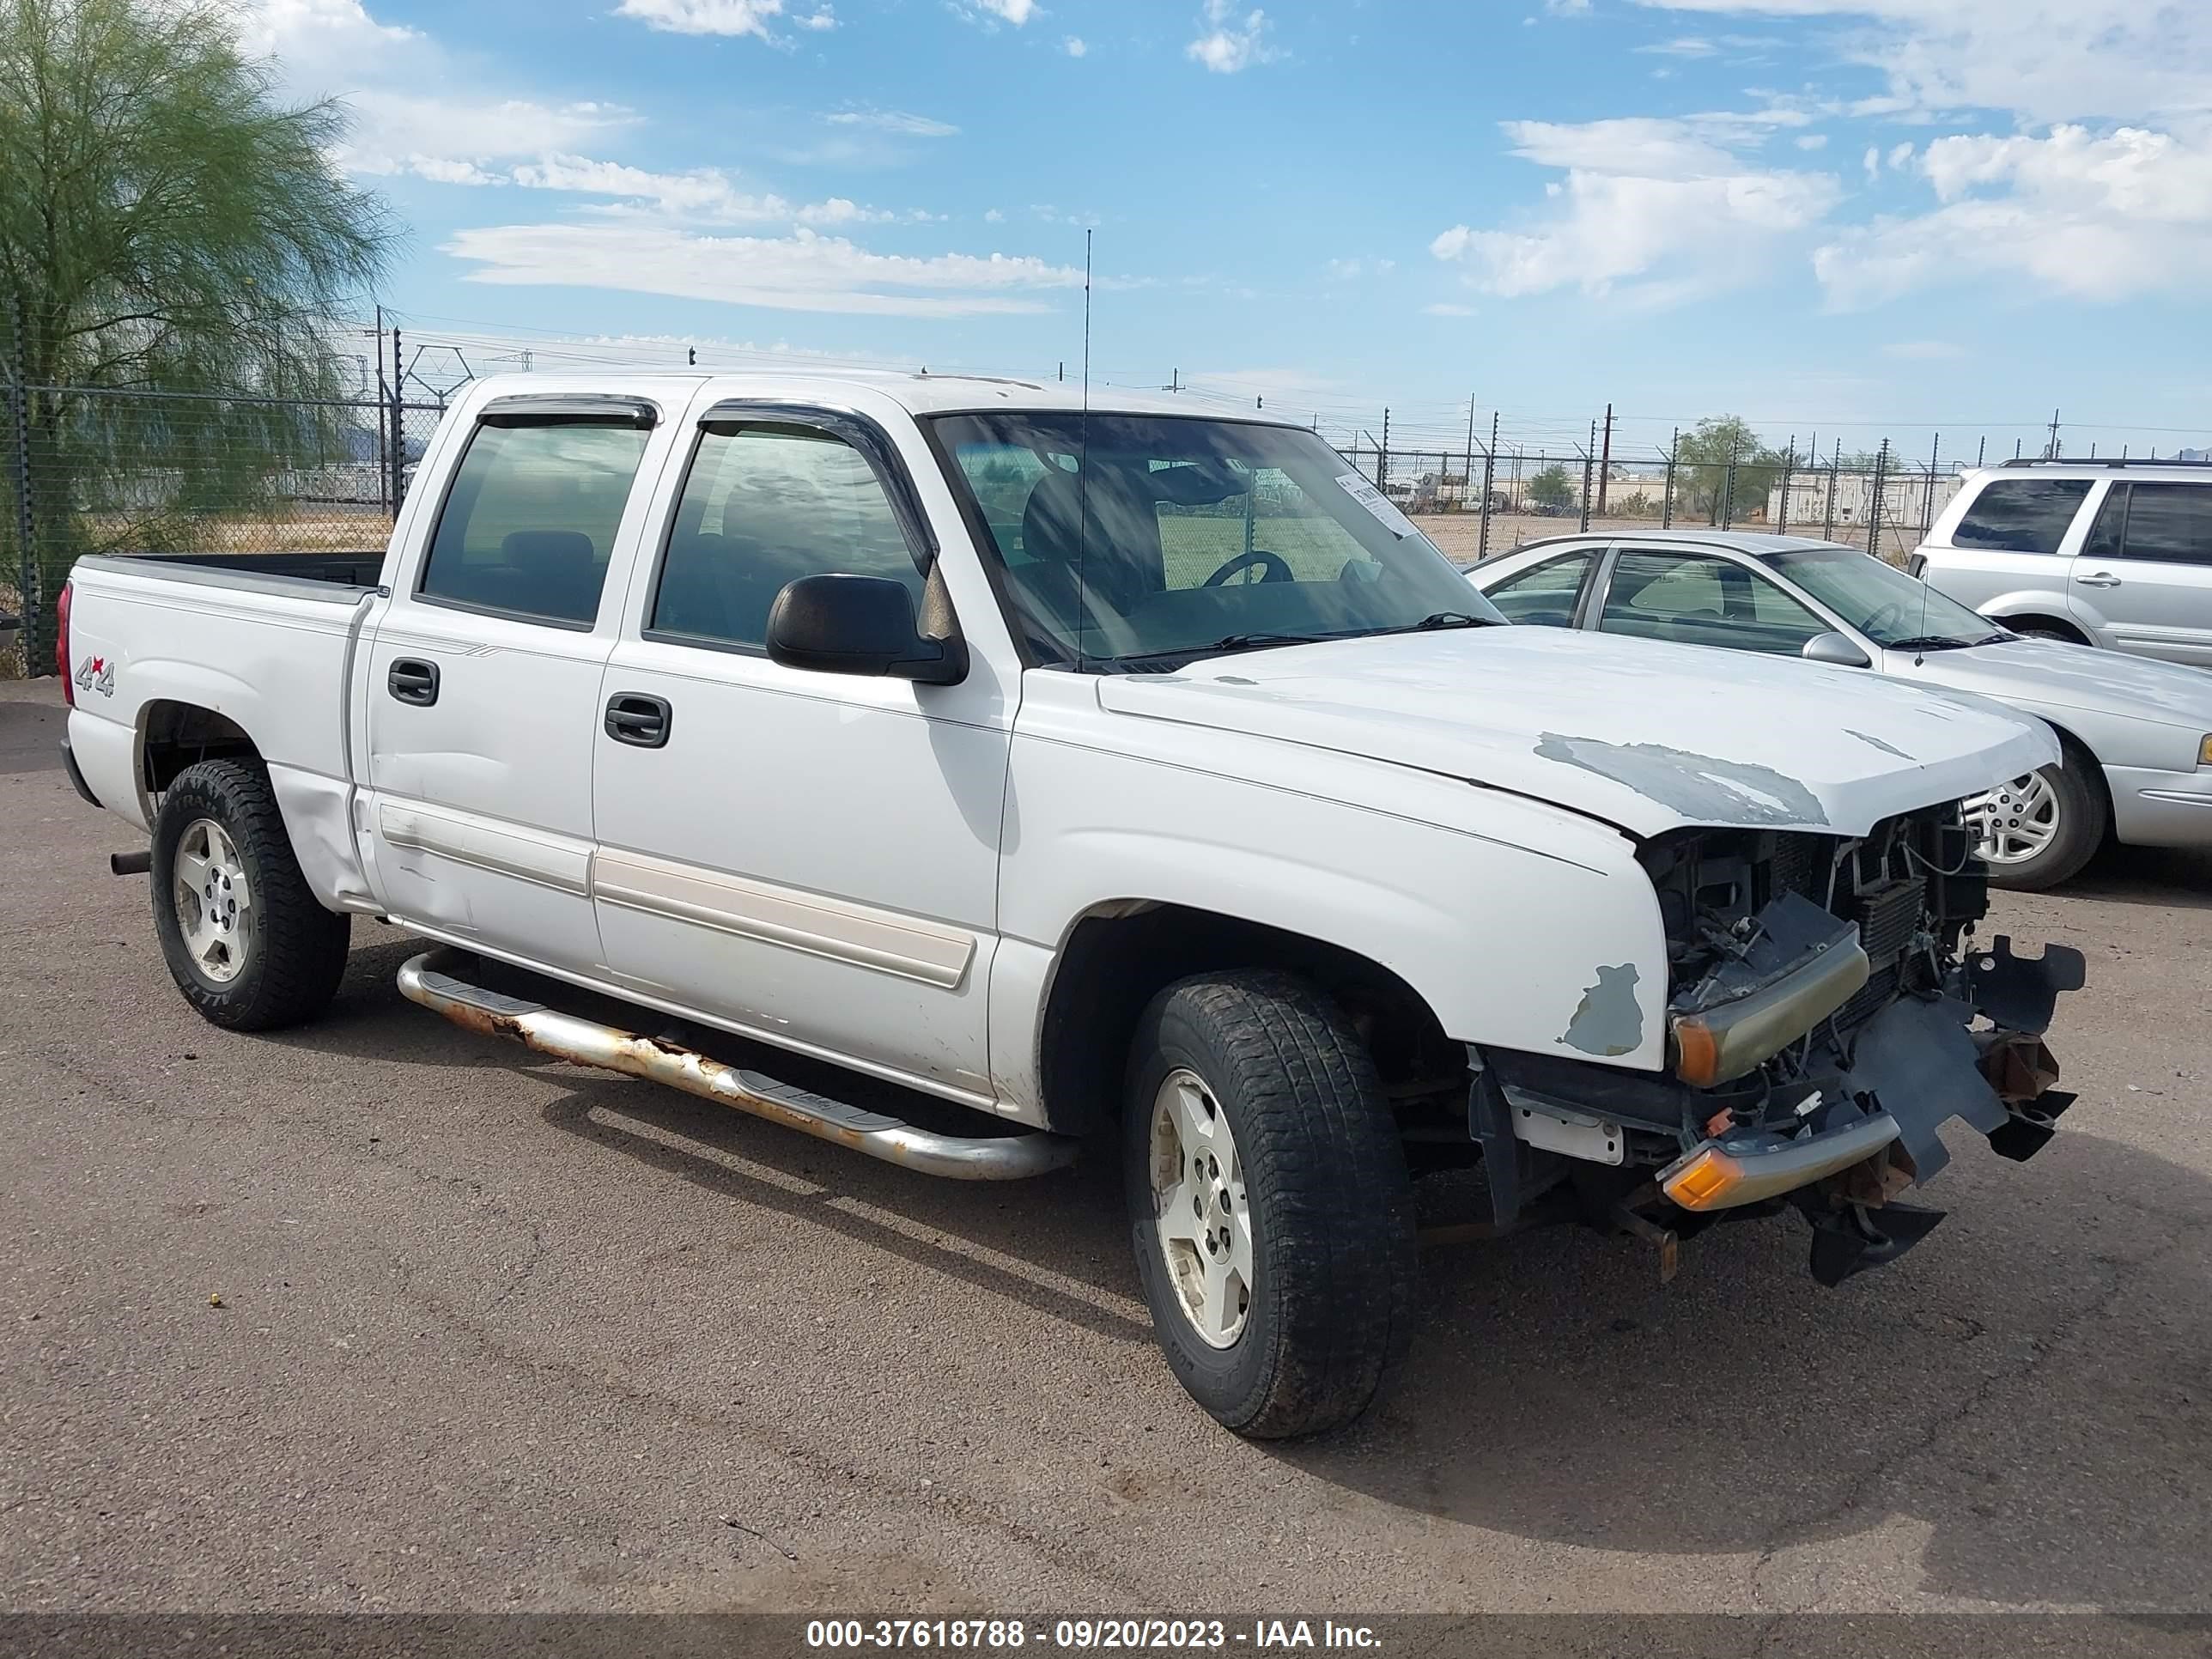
605,692,672,749
2075,571,2122,588
387,659,440,705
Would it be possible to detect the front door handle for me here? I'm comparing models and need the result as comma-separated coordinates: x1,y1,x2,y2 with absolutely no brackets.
605,692,672,749
2075,571,2123,588
387,659,440,705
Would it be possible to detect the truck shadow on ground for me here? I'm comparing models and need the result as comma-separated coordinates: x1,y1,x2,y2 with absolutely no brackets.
298,935,2210,1610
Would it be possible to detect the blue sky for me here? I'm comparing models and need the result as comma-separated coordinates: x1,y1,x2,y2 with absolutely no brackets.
248,0,2212,459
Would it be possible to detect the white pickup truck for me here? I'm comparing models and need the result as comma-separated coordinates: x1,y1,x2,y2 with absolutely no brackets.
58,371,2086,1437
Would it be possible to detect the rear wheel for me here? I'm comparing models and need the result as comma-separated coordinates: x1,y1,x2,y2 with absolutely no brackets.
1123,970,1417,1439
150,760,351,1030
1962,750,2104,890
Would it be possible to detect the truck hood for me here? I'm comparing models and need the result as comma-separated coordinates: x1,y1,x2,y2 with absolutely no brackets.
1095,627,2058,840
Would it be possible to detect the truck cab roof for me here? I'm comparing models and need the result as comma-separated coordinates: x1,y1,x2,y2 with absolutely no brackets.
451,368,1306,426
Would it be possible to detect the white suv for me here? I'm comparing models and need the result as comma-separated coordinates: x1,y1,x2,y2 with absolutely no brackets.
1912,460,2212,667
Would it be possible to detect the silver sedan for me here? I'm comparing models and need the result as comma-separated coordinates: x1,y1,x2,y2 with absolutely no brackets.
1464,531,2212,889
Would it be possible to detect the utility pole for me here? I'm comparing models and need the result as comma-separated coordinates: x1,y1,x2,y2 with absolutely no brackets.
1377,408,1389,489
2045,407,2061,460
1596,403,1613,515
1778,434,1796,535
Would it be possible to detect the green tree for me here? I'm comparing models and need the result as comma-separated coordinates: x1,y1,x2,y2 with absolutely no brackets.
2,0,393,659
1674,415,1784,526
1527,463,1576,510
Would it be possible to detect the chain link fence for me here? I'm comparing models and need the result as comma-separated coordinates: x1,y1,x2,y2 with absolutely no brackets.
3,381,446,676
4,374,1986,678
1331,437,1964,569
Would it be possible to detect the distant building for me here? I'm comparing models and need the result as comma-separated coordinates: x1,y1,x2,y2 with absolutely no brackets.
2179,447,2210,463
1766,469,1965,532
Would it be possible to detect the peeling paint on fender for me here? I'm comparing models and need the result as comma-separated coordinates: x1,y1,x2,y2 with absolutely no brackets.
1563,963,1643,1057
1534,733,1830,829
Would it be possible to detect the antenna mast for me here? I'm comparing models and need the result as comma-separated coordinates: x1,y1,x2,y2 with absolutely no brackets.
1076,228,1093,672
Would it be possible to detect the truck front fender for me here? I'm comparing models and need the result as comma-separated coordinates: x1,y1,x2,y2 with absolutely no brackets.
994,745,1672,1125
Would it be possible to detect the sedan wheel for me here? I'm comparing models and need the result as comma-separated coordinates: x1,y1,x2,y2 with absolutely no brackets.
1959,755,2103,891
1962,771,2059,866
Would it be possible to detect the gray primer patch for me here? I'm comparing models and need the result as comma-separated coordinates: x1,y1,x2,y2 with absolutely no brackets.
1534,732,1829,828
1844,728,1913,760
1562,963,1643,1057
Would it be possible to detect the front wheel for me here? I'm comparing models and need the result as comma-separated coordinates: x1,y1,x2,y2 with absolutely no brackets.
1962,755,2104,891
1123,971,1417,1439
150,759,352,1030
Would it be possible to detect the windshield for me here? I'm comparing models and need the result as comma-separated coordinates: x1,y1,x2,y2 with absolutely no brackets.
1769,545,2006,648
929,411,1504,668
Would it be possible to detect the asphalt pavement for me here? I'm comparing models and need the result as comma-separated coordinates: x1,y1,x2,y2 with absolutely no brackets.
3,678,2209,1624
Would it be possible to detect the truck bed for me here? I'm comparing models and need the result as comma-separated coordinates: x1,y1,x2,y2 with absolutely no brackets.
91,549,388,593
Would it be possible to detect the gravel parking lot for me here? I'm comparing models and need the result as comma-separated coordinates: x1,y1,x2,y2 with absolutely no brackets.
3,677,2209,1622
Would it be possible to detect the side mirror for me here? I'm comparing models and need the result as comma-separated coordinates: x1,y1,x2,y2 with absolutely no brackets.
766,574,967,685
1802,629,1872,669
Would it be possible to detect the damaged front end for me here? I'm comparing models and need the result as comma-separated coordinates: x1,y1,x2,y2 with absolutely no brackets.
1474,806,2086,1285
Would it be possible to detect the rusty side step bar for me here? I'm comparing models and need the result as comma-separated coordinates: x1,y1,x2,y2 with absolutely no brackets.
396,949,1079,1181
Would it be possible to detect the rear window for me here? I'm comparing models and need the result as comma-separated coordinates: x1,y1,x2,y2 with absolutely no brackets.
419,420,652,625
1949,477,2092,554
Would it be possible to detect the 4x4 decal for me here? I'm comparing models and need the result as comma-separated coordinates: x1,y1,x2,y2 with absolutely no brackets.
74,654,114,697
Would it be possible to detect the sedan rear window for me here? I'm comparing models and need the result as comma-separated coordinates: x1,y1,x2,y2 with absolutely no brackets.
1950,478,2093,555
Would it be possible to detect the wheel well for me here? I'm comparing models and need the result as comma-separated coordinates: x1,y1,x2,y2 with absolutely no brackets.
140,701,261,796
2002,612,2087,643
1036,902,1461,1137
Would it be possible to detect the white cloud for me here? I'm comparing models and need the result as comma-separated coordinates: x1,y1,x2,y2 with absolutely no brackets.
613,0,789,38
1546,0,1591,12
1816,124,2212,305
953,0,1037,25
1796,133,1827,149
1431,110,1838,301
1424,302,1478,316
504,152,908,226
445,223,1083,316
795,7,836,27
1863,143,1881,180
984,208,1006,222
241,0,638,178
1634,35,1717,55
1626,0,2212,126
1188,0,1278,72
1063,34,1088,56
823,108,961,137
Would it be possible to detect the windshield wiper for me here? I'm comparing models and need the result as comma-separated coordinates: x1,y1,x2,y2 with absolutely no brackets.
1398,611,1502,632
1884,635,1980,652
1109,631,1347,666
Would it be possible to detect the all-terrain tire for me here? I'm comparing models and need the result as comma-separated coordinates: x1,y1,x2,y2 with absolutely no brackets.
1123,970,1418,1439
149,759,352,1030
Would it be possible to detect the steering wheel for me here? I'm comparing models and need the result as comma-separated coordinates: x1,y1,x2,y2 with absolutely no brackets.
1202,549,1295,587
1863,599,1906,640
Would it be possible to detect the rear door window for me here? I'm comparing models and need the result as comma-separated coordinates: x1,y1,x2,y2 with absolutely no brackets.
2113,483,2212,567
419,420,653,625
1949,478,2093,555
1483,550,1595,626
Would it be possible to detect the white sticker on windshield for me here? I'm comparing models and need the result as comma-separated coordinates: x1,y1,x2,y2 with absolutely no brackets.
1335,471,1419,539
